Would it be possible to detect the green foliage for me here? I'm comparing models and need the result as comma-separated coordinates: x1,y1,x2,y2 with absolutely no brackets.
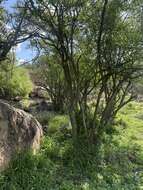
32,54,65,111
116,102,143,149
0,102,143,189
35,111,56,126
24,0,143,141
0,66,33,99
48,115,69,134
36,112,70,135
0,137,142,189
19,99,32,110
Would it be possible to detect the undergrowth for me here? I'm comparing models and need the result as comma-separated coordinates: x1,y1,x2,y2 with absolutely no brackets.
0,102,143,190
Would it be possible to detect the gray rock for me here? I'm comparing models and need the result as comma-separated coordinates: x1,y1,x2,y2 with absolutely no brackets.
0,100,43,171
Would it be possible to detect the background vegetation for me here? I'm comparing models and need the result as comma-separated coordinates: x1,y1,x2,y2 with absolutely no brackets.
0,62,33,99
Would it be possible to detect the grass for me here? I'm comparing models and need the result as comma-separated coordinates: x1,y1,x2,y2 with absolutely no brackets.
116,101,143,150
0,101,143,189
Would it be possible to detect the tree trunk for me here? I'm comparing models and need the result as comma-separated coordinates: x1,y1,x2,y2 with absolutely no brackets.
69,108,78,143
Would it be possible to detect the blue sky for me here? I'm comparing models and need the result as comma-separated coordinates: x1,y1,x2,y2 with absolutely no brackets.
3,0,36,64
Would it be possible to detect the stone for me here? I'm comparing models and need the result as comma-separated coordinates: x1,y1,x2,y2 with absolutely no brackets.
0,100,43,171
29,86,49,99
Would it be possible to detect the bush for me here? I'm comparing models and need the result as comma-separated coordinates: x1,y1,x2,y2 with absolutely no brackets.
0,66,33,99
35,111,56,126
48,115,69,134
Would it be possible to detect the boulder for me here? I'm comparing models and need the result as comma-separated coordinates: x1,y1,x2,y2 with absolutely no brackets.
0,100,43,171
29,86,49,99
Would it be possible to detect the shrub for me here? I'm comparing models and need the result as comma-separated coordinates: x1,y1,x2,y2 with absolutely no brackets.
48,115,69,134
35,111,56,126
0,66,33,99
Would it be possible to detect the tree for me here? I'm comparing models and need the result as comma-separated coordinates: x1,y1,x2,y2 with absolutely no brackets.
0,0,35,63
19,0,143,145
33,54,66,112
84,0,143,142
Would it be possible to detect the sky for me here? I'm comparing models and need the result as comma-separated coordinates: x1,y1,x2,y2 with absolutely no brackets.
3,0,36,64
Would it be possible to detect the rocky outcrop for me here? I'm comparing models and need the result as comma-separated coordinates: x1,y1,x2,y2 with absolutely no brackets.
0,100,43,171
